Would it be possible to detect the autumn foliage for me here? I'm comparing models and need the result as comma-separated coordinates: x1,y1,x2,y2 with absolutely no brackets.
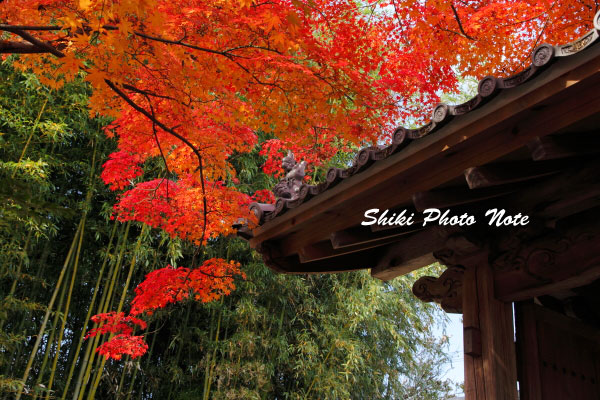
84,259,241,359
1,0,596,359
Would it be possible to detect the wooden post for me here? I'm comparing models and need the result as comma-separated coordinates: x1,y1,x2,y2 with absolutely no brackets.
463,261,518,400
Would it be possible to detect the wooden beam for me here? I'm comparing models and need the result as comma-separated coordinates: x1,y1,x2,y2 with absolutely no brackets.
462,264,486,400
412,184,521,212
330,225,422,248
261,247,385,275
298,231,412,263
536,186,600,220
528,132,600,161
464,159,565,189
499,160,600,220
372,253,437,281
371,227,458,280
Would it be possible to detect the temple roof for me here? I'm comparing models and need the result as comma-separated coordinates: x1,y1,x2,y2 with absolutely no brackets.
240,11,600,279
250,18,600,226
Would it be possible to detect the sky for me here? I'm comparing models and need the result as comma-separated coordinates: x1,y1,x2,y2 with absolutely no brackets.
437,313,465,396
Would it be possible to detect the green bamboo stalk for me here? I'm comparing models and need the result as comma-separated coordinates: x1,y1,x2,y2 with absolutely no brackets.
116,357,129,400
41,142,97,399
136,322,157,400
2,241,50,381
31,258,71,400
12,98,48,178
60,218,119,400
123,326,152,400
201,306,216,398
7,231,32,296
32,241,51,291
203,298,224,400
0,236,17,278
71,223,126,400
15,218,85,400
123,360,138,400
304,336,340,400
75,222,131,400
87,225,146,400
0,231,32,332
166,301,193,399
45,215,87,399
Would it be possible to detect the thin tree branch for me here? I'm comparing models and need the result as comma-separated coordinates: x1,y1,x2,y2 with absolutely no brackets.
0,41,44,54
450,3,476,41
0,25,63,31
7,29,65,57
132,30,241,58
123,84,178,102
105,79,208,246
143,93,172,200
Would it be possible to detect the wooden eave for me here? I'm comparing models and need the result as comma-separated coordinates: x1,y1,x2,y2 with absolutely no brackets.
244,26,600,278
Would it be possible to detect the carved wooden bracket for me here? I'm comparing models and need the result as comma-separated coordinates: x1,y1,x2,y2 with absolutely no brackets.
433,232,484,269
490,210,600,301
412,265,465,313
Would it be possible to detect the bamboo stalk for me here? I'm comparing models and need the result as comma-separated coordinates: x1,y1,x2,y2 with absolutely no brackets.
41,142,97,399
116,357,129,400
201,306,216,398
124,360,138,400
45,215,87,399
166,301,193,399
7,231,32,297
61,218,118,400
31,258,71,400
75,222,130,400
15,218,85,400
0,236,17,278
2,241,50,380
136,320,158,400
0,231,32,332
71,223,127,400
203,298,223,400
86,225,146,400
124,325,152,400
12,98,48,178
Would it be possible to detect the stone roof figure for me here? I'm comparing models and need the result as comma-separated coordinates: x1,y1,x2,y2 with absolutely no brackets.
273,151,306,201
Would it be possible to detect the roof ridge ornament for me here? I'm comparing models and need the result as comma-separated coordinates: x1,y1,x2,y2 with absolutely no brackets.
273,150,307,201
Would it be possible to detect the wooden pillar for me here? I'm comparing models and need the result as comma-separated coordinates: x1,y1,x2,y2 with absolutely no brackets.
462,262,518,400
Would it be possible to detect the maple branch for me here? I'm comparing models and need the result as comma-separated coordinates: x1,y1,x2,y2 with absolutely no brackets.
0,24,118,32
224,44,282,55
132,31,242,59
0,41,45,54
0,24,240,60
0,28,65,57
144,94,172,200
105,79,208,246
450,3,475,41
0,24,63,31
122,84,178,102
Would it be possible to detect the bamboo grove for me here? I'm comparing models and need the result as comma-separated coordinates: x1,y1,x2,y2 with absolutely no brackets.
0,64,456,399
